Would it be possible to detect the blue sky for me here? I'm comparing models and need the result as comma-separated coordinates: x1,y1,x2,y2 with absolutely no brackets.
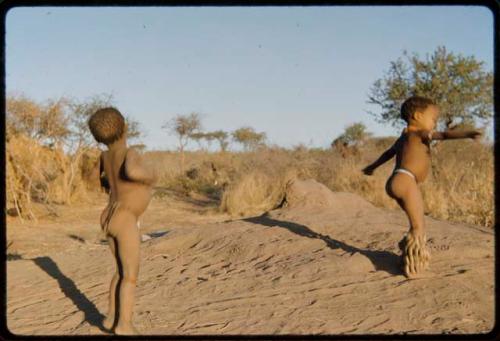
6,6,494,150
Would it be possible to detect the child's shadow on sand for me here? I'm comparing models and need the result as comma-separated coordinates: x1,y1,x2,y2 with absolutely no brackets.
244,214,402,276
32,256,108,333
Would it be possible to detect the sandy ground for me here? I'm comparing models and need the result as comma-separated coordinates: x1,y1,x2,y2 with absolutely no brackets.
6,180,495,335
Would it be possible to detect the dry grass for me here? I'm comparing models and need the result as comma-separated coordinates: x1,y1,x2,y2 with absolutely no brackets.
6,135,99,220
146,138,493,227
420,141,494,227
8,135,493,228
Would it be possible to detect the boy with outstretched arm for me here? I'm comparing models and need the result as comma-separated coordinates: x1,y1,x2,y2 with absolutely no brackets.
362,96,481,278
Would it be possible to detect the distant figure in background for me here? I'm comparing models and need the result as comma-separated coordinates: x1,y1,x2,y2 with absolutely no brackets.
331,137,359,159
89,108,157,335
362,96,481,278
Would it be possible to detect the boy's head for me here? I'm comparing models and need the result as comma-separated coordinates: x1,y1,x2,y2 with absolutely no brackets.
88,107,126,145
401,96,439,130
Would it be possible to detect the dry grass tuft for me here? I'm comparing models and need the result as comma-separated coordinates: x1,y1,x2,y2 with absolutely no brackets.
220,169,296,217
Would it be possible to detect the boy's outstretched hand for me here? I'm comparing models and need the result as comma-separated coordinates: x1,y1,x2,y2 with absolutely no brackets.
362,166,374,175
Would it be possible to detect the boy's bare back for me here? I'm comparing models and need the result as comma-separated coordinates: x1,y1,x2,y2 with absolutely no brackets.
100,147,155,225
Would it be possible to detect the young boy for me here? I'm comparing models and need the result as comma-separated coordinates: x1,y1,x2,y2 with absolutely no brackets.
362,96,481,278
88,107,157,334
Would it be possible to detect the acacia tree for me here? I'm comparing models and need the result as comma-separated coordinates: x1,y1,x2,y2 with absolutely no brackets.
38,99,71,145
368,46,493,130
6,95,41,139
190,132,206,150
163,112,202,173
211,130,229,152
232,126,266,151
6,95,70,145
190,132,217,151
191,130,229,151
201,132,215,150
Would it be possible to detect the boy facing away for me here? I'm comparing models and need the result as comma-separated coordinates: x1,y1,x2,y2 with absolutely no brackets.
362,96,481,278
88,108,157,335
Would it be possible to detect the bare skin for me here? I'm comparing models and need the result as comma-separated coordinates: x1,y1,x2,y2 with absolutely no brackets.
362,104,481,277
98,135,157,335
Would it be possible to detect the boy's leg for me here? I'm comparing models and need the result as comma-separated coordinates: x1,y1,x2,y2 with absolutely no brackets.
113,219,141,335
103,236,120,330
389,174,430,277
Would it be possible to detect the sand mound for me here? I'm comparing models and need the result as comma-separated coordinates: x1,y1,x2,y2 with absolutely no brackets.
281,179,375,215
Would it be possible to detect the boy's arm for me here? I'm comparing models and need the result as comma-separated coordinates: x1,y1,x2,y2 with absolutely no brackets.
362,140,398,175
124,148,158,185
99,154,110,193
431,129,482,141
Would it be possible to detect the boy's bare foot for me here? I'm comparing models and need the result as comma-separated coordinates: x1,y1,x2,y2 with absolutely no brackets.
399,233,431,277
114,324,140,335
102,316,114,331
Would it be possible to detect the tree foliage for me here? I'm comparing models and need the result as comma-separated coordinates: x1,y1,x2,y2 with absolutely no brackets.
333,122,371,147
368,46,493,129
190,132,213,150
163,112,202,148
162,112,203,172
6,95,70,145
232,126,267,151
211,130,230,151
6,93,144,149
190,130,230,151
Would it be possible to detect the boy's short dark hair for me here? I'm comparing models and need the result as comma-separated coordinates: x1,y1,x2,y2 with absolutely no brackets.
400,96,436,123
88,107,126,145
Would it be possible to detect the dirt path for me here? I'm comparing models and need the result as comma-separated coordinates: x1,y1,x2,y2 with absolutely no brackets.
6,182,494,335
